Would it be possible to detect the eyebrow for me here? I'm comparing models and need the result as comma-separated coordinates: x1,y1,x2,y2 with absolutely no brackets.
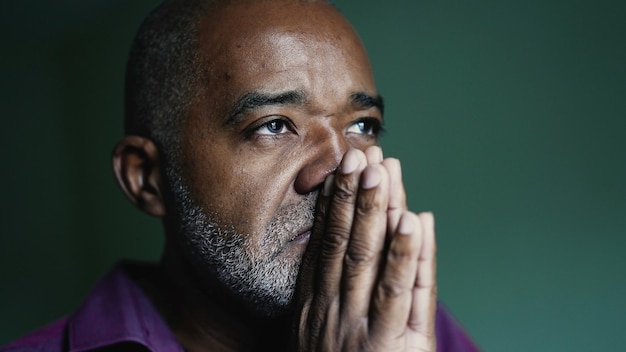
225,90,307,126
351,92,384,116
224,90,384,126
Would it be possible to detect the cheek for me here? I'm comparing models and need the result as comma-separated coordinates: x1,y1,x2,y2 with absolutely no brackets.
184,151,297,233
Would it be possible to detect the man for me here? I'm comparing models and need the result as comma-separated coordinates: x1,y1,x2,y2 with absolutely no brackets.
2,0,478,351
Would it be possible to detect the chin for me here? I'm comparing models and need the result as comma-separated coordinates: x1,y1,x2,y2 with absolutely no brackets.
233,261,301,319
246,297,295,319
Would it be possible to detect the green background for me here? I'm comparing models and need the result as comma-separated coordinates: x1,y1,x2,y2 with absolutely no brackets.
2,0,625,350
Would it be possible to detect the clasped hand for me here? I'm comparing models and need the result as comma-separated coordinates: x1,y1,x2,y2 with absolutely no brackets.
293,146,437,351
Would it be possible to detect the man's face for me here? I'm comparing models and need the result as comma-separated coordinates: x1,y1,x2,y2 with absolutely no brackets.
170,1,382,316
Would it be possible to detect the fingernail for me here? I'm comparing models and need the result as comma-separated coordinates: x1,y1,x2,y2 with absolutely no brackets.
340,150,359,175
323,174,334,196
398,212,414,235
361,166,381,189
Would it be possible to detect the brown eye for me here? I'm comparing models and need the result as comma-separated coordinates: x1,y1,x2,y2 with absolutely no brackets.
346,119,381,136
255,119,288,135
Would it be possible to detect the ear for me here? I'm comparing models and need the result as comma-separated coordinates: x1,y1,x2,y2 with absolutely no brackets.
112,136,167,217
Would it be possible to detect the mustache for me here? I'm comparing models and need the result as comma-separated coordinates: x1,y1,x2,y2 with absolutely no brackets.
261,192,317,252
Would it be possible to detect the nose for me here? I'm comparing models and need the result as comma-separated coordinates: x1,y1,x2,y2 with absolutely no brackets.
293,127,349,194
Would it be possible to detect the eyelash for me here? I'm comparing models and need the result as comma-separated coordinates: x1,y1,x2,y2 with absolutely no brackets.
246,117,294,138
245,117,384,139
348,117,384,137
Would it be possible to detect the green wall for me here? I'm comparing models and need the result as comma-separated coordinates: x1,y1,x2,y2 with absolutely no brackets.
2,1,625,350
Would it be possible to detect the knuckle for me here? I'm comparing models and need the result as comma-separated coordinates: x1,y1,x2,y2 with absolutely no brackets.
388,235,419,260
310,320,322,337
356,195,385,215
324,211,353,235
355,201,381,216
332,182,355,203
331,173,359,201
322,228,349,250
344,246,378,269
388,245,415,264
378,279,408,299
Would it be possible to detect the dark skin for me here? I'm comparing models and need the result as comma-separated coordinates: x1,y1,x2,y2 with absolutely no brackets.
113,1,436,351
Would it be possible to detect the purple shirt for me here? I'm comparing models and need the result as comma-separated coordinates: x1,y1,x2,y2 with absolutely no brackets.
1,263,479,351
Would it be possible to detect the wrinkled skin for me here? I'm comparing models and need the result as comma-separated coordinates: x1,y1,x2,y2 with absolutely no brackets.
113,1,437,351
294,148,437,351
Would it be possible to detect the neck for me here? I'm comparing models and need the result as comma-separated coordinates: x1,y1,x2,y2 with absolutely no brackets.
137,239,290,351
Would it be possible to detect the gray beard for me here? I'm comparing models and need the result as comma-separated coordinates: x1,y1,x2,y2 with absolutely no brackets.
168,169,315,317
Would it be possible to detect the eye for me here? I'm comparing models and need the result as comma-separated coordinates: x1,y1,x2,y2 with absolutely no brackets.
255,119,289,135
346,119,381,136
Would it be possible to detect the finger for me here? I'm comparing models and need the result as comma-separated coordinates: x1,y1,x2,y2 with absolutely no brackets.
340,164,390,322
314,149,367,302
369,212,421,343
296,175,333,301
381,158,407,235
364,145,383,165
409,212,437,342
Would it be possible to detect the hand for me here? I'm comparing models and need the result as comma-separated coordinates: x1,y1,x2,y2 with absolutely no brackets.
293,146,437,351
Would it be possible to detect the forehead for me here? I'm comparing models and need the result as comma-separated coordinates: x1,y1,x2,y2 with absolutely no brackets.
198,1,363,55
195,1,375,106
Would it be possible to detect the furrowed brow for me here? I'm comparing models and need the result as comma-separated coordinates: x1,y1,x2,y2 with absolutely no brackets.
351,92,384,116
225,90,307,126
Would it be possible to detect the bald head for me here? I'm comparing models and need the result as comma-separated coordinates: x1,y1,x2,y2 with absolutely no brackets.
123,0,357,166
194,1,372,113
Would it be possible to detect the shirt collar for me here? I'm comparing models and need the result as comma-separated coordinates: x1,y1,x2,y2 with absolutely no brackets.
67,262,184,352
